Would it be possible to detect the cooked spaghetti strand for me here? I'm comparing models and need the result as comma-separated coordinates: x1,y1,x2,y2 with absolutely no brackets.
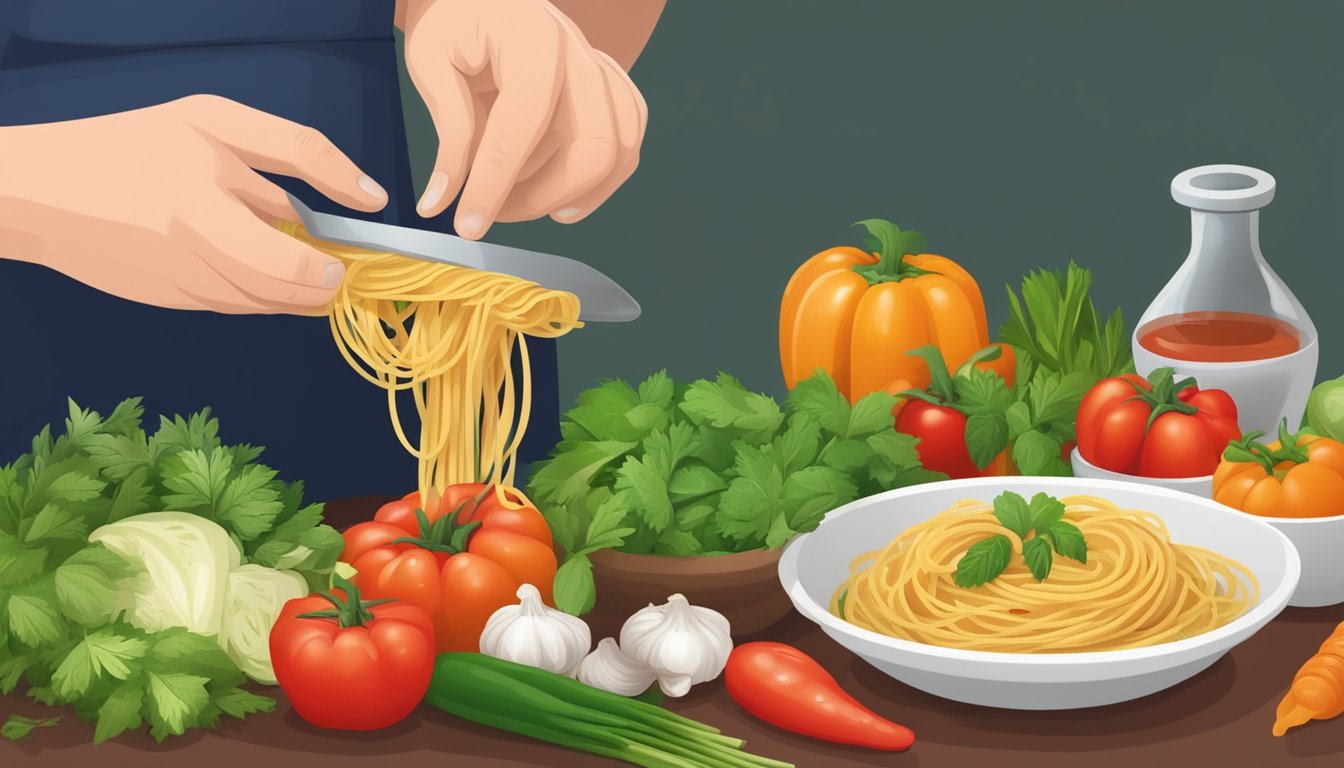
276,222,581,506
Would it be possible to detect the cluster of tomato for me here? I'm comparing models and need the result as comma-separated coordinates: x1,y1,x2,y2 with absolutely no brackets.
269,483,556,730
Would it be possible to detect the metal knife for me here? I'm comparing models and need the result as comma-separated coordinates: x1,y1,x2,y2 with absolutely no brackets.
285,193,640,323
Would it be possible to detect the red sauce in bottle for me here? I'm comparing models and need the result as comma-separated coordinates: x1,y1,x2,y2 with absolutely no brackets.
1137,311,1301,362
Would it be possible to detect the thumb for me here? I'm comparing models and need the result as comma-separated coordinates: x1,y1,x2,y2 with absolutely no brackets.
409,56,476,219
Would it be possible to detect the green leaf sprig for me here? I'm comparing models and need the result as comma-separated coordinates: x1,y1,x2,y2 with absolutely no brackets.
528,369,947,615
0,398,332,744
954,491,1087,588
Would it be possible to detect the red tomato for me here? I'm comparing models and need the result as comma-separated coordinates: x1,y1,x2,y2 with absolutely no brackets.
896,400,982,479
270,579,434,731
1076,370,1241,478
341,484,557,653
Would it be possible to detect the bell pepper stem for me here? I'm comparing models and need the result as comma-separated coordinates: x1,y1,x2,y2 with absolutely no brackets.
849,219,936,286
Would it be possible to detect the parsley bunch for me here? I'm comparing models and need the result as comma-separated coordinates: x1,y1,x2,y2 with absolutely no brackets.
0,398,342,743
528,370,946,615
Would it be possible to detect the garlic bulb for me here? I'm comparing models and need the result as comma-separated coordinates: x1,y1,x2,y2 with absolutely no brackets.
576,637,658,696
619,594,733,697
480,583,591,677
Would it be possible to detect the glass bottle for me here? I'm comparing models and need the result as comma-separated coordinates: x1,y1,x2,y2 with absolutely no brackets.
1133,164,1318,435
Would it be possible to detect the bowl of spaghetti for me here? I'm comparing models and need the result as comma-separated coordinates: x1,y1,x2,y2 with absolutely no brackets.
777,476,1300,710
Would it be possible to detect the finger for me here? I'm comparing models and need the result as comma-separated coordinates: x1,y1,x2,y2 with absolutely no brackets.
493,39,618,223
406,51,475,218
175,94,388,213
181,197,345,311
222,164,299,223
453,22,565,239
547,54,646,223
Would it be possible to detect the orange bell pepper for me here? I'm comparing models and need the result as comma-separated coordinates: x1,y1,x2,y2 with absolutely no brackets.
1213,422,1344,518
779,219,1013,402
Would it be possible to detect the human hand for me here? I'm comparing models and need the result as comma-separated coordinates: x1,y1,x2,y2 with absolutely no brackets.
400,0,649,239
0,95,388,314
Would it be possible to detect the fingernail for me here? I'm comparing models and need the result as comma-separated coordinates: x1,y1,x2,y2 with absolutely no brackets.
323,261,345,289
554,207,583,221
358,174,387,201
458,210,485,239
418,171,449,216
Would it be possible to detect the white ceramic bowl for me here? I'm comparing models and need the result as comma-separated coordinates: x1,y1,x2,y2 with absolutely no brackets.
1239,512,1344,607
1070,448,1214,499
778,476,1299,710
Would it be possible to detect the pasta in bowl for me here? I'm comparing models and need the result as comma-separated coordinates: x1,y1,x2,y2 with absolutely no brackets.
778,477,1300,710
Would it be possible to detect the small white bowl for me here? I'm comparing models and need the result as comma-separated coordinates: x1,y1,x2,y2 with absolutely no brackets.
1070,448,1214,499
1235,512,1344,607
778,476,1299,710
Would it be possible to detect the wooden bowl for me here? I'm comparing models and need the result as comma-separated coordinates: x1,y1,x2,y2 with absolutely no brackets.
589,548,794,636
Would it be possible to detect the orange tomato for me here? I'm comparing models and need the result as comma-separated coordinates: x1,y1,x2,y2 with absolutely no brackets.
340,484,557,653
779,219,1013,402
1213,432,1344,518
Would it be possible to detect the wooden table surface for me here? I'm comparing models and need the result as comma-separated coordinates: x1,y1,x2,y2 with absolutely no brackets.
6,497,1344,768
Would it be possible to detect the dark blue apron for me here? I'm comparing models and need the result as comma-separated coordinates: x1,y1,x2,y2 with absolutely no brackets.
0,0,560,499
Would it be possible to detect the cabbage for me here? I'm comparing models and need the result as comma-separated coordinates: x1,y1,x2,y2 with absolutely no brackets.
90,512,312,684
89,511,241,635
219,565,307,684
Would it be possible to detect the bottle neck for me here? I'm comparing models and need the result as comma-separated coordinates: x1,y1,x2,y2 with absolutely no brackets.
1178,209,1272,314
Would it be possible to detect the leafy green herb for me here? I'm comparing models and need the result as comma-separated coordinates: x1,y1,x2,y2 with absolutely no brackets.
1,714,61,742
954,491,1087,587
0,399,332,743
531,370,945,615
999,261,1133,386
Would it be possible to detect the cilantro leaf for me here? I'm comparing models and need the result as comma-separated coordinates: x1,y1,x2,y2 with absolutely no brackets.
846,391,899,438
84,431,152,481
1044,521,1087,563
93,680,144,745
785,369,850,435
765,513,797,550
1022,536,1053,582
1005,400,1033,439
54,546,134,625
716,443,783,546
553,554,596,616
819,438,870,473
23,503,87,543
213,688,274,720
1029,371,1094,426
0,530,49,588
954,535,1013,588
770,414,821,474
150,410,221,458
213,464,283,541
653,527,702,556
106,467,153,524
1012,429,1067,476
964,409,1010,470
1,714,60,742
53,630,148,699
991,491,1034,539
580,491,636,554
666,464,727,504
159,447,231,515
680,376,784,444
528,440,638,504
145,672,210,741
614,455,673,533
780,466,857,533
7,587,64,646
642,422,697,477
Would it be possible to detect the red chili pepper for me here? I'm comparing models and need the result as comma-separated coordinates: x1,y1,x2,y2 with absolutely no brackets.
724,642,914,751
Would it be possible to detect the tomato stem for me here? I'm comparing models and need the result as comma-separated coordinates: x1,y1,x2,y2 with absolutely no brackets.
296,574,394,628
1123,367,1201,432
1222,419,1310,475
390,501,481,555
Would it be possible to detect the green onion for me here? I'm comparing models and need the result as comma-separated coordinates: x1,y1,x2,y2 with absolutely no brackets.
425,653,793,768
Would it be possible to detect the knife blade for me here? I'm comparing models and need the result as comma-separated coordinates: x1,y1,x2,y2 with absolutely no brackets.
285,194,640,323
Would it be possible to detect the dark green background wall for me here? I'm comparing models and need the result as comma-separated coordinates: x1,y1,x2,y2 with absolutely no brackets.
402,0,1344,407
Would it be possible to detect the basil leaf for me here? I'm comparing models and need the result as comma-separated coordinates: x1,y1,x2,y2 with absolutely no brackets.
1023,537,1054,582
954,534,1013,588
991,492,1033,539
